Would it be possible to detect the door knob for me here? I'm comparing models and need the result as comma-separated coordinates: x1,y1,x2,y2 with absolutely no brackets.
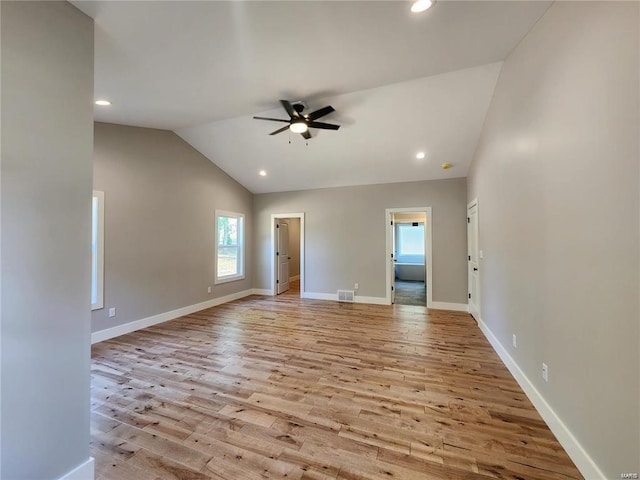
473,267,478,271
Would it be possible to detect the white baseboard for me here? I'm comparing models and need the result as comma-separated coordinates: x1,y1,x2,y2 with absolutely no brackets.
251,288,273,296
91,289,254,344
476,316,604,480
290,275,300,281
58,457,94,480
301,291,387,305
429,301,468,312
301,291,336,301
355,295,388,305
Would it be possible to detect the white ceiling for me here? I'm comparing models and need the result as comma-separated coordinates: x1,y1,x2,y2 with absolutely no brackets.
73,0,552,193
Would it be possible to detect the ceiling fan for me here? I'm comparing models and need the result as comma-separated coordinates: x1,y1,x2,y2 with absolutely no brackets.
253,100,340,140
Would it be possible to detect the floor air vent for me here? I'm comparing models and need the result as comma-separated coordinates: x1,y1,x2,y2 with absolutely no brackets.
337,290,355,302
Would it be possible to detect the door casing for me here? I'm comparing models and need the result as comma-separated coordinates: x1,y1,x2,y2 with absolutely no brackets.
385,207,432,307
271,213,305,296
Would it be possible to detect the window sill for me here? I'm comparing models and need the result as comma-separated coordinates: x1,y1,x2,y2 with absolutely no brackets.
215,274,245,285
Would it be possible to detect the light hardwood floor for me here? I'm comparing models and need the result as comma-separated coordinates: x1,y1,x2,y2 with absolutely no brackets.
91,282,582,479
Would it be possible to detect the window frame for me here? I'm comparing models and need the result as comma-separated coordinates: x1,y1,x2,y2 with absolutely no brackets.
395,221,425,262
91,190,105,310
214,210,245,284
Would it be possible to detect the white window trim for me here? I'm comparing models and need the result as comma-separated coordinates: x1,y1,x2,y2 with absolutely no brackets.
215,209,245,284
92,190,105,310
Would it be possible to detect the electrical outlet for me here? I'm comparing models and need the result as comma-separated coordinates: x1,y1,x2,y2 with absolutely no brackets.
207,286,212,293
354,283,359,290
542,363,548,382
512,334,517,348
108,307,116,318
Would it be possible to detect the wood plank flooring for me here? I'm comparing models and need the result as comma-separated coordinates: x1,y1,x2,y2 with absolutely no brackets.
91,283,582,480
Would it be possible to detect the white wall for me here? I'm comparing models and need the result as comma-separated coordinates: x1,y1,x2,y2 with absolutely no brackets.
467,3,639,477
1,2,94,478
253,178,467,304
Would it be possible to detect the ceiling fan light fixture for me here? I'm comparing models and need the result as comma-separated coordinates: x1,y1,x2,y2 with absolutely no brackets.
290,122,308,134
411,0,433,13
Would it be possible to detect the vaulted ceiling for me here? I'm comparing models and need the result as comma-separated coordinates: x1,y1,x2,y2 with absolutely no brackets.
73,1,551,194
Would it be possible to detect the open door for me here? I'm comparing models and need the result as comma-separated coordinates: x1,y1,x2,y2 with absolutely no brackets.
386,207,431,307
277,221,290,294
390,215,396,304
467,200,480,319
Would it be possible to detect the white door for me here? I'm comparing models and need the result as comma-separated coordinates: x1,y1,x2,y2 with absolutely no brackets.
277,221,290,294
390,216,396,304
467,201,480,320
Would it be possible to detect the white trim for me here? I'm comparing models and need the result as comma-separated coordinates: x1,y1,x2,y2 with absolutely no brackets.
385,207,433,307
58,457,94,480
429,301,468,312
300,291,336,301
476,316,604,480
270,213,305,296
290,274,300,282
355,295,388,305
251,288,273,296
301,291,387,305
91,191,104,311
91,289,253,344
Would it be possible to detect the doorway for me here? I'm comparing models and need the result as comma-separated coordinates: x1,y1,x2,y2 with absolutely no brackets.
271,213,304,296
385,207,432,307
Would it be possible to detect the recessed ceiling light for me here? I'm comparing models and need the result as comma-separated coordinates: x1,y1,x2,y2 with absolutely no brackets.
95,100,111,106
416,152,425,159
411,0,434,13
259,170,267,177
289,122,308,134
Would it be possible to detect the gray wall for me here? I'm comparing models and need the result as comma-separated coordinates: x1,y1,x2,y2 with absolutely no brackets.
467,2,639,477
1,2,94,478
287,218,300,278
93,122,253,334
253,178,467,303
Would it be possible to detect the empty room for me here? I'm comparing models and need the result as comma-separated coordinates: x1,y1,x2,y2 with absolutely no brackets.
1,1,638,480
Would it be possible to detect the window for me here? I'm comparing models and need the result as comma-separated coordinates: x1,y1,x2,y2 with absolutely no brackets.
396,222,424,263
91,191,105,310
215,210,245,284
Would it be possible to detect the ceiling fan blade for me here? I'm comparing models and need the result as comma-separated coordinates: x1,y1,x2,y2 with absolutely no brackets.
253,116,290,123
301,130,311,140
280,100,298,119
307,106,335,121
308,121,340,130
269,125,290,135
